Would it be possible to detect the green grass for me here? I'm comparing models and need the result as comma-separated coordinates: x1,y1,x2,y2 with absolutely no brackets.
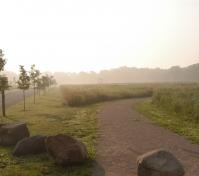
136,99,199,144
152,86,199,120
135,83,199,144
61,84,153,106
0,88,98,176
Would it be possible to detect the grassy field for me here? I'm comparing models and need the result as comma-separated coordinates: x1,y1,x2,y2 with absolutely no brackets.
0,88,98,176
1,83,199,175
61,84,153,106
136,83,199,144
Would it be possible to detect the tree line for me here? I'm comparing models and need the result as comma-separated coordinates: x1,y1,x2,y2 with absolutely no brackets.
0,49,56,117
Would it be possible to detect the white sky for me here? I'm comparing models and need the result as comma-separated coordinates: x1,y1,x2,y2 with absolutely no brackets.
0,0,199,73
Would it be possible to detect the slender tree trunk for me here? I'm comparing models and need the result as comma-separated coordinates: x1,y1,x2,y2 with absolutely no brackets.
33,86,35,104
44,88,46,95
23,90,26,111
1,90,6,117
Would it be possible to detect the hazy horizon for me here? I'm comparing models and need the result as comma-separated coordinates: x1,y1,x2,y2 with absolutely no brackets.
3,62,199,75
0,0,199,73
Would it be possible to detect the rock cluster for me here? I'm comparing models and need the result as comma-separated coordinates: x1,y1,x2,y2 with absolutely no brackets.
0,123,88,167
0,123,186,175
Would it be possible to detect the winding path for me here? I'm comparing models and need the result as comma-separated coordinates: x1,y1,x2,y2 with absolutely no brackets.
93,98,199,176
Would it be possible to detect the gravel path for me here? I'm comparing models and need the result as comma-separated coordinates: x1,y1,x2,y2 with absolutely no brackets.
93,98,199,176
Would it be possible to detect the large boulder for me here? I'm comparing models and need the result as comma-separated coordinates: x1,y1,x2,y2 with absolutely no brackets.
0,123,30,146
13,135,47,156
137,149,185,176
45,134,88,166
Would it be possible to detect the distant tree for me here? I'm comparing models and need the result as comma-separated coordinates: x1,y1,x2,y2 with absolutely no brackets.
0,49,9,117
36,77,43,96
30,64,40,104
41,75,50,93
17,65,30,111
49,75,57,86
35,70,41,95
35,75,56,95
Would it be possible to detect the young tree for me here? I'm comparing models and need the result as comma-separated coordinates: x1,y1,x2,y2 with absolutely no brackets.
17,65,30,111
41,75,50,93
36,75,57,95
35,70,41,94
36,77,43,96
30,64,40,104
0,49,9,117
49,75,57,86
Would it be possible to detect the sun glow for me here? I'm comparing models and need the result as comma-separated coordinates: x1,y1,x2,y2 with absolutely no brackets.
0,0,198,73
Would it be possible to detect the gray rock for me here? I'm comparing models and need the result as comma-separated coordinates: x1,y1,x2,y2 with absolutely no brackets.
0,123,30,146
137,149,185,176
45,134,88,167
13,135,47,156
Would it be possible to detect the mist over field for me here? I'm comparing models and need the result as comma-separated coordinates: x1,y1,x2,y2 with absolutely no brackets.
45,63,199,84
1,0,199,175
4,63,199,85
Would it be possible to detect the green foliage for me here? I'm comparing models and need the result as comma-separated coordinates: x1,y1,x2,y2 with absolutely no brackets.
0,50,8,91
0,49,8,117
36,78,44,90
41,75,50,88
39,75,56,90
30,64,40,87
0,49,6,72
0,88,98,176
0,76,9,91
61,84,153,106
30,64,40,103
17,65,30,90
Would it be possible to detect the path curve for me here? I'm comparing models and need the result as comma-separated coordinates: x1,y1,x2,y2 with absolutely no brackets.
93,98,199,176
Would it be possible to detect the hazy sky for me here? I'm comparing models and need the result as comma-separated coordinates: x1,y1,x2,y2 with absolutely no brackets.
0,0,199,73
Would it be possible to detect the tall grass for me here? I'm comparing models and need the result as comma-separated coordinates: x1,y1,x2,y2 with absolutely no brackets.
152,84,199,120
60,84,153,106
